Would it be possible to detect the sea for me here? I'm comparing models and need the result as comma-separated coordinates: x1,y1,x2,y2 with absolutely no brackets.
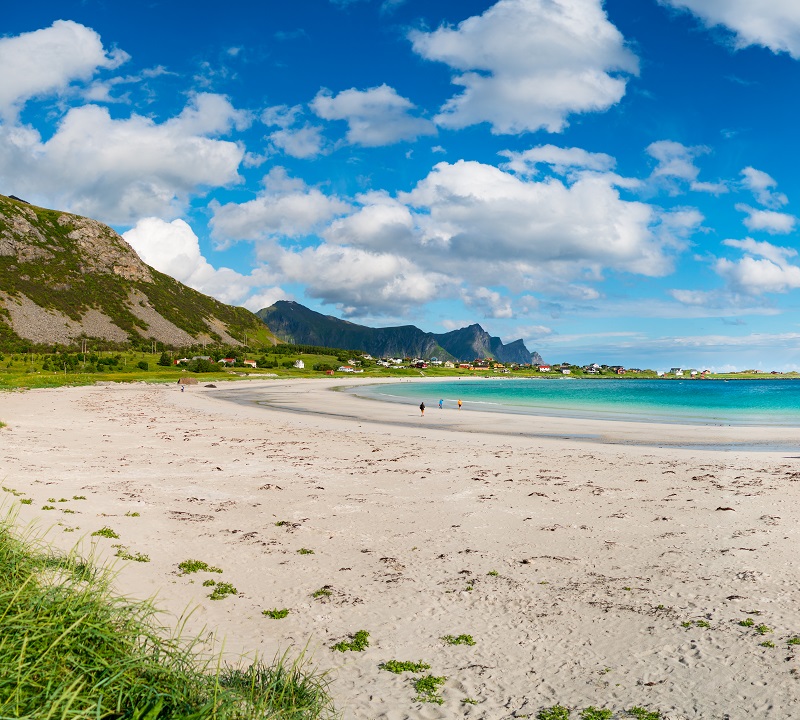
348,377,800,427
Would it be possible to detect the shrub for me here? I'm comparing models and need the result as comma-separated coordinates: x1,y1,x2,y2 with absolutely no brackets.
136,361,149,371
379,660,430,674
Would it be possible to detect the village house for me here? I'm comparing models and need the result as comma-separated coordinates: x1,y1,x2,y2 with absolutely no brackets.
293,359,304,369
537,364,551,372
337,365,355,373
243,359,257,368
443,361,456,368
219,357,236,366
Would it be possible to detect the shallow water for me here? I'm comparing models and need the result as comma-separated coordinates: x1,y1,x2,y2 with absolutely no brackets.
349,378,800,427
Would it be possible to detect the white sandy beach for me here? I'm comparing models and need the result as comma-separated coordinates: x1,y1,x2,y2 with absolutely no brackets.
3,378,800,719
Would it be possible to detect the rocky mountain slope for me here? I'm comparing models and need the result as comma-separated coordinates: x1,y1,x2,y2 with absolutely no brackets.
0,195,277,350
257,300,543,364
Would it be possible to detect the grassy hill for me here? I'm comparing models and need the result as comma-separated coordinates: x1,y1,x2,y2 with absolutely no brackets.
0,195,277,352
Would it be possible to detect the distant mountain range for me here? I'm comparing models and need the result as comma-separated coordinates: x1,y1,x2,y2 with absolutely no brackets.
0,194,277,349
257,301,544,365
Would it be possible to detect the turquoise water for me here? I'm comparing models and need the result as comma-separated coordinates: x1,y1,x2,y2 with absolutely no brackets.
350,378,800,427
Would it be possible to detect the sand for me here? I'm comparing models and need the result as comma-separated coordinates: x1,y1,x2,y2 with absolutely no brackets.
3,377,800,719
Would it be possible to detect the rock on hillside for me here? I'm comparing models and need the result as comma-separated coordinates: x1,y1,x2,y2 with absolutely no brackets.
0,195,277,349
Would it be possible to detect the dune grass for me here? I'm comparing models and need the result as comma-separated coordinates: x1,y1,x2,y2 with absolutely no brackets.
0,512,336,719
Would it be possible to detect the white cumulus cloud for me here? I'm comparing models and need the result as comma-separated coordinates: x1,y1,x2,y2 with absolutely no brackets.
272,244,451,316
210,167,351,242
715,237,800,294
500,145,616,176
409,0,638,134
736,204,796,234
123,217,287,309
740,166,788,208
660,1,800,58
0,93,246,224
311,84,436,146
0,20,128,120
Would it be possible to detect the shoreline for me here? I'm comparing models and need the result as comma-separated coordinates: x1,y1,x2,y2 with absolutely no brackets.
209,377,800,452
3,379,800,718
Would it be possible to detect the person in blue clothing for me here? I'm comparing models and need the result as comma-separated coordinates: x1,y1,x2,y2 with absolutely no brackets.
438,399,443,409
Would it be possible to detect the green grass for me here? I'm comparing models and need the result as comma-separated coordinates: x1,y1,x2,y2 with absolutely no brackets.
113,545,150,563
312,586,332,599
441,634,476,646
297,548,314,555
208,582,238,600
788,637,800,646
755,624,772,635
412,675,446,704
331,630,369,652
125,510,141,517
19,498,31,505
760,640,775,648
581,708,612,720
626,708,662,720
378,660,431,674
90,526,119,539
537,705,570,720
263,608,290,619
0,511,336,719
739,618,754,627
178,558,222,574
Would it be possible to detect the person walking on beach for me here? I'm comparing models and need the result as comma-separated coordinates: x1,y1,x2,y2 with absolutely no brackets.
458,399,462,410
420,402,425,416
438,399,443,409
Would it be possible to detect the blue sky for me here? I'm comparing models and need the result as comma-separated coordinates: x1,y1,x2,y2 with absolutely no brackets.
4,1,800,370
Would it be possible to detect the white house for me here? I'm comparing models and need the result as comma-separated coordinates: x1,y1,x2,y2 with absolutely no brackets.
293,359,305,369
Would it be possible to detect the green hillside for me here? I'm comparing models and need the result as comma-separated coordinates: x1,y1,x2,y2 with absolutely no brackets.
0,195,277,351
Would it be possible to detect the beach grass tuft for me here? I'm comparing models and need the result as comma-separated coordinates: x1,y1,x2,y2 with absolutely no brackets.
580,708,613,720
0,511,336,719
178,558,222,574
91,525,119,539
208,581,238,600
537,706,570,720
331,630,369,652
263,608,290,619
441,633,476,646
379,660,431,674
626,708,662,719
412,674,446,704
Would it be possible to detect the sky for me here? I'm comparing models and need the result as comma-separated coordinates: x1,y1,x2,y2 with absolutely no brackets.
4,1,800,371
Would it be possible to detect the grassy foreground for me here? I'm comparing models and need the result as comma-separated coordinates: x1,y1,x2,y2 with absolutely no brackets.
0,514,337,719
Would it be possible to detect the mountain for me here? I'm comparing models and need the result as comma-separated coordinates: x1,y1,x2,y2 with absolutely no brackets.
257,301,542,364
0,195,278,350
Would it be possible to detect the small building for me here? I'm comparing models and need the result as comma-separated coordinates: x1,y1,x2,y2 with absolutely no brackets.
219,357,236,366
243,360,257,368
444,361,455,368
538,365,551,372
293,359,304,369
325,369,335,375
175,357,190,365
562,369,571,375
337,365,355,373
